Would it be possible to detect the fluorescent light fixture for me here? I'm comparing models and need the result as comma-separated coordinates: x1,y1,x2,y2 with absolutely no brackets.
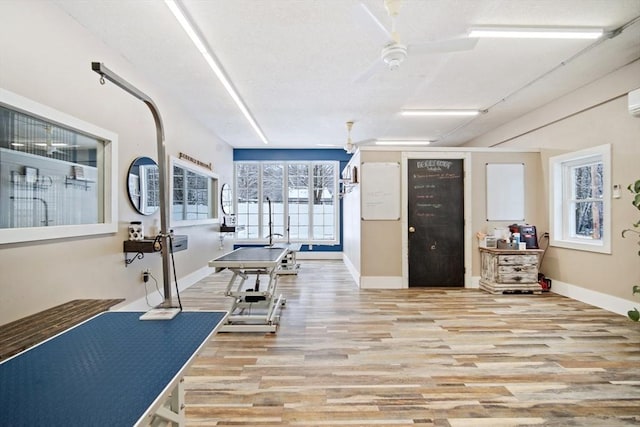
375,140,432,146
34,143,47,147
51,143,68,147
165,0,269,145
10,142,24,147
401,109,481,117
468,26,603,39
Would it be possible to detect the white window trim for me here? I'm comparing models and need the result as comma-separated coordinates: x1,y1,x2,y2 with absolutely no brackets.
234,160,340,245
169,156,219,227
0,88,118,244
549,144,611,254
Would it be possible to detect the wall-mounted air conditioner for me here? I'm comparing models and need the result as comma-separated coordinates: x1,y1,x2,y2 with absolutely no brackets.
629,88,640,117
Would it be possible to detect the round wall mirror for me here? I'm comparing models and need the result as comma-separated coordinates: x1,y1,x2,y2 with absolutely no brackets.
127,156,160,215
220,183,233,215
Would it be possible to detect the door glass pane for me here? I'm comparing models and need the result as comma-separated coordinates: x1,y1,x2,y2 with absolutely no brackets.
312,163,335,240
262,163,284,239
288,163,309,240
236,163,259,238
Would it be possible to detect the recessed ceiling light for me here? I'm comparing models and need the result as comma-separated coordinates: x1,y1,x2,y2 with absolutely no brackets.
401,109,481,117
375,140,432,146
468,26,604,40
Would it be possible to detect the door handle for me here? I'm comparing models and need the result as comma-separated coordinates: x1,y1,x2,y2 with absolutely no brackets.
408,226,415,233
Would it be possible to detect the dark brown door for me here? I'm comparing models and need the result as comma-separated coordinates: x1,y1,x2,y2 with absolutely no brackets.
408,158,464,287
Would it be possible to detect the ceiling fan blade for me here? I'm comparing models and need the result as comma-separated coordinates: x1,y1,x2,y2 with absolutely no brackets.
355,1,392,43
409,37,479,55
352,58,387,83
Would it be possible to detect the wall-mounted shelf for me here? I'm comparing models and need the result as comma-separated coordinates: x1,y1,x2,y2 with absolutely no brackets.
65,176,94,191
123,235,188,266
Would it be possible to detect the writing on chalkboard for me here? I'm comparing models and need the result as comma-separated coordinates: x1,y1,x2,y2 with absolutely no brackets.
415,160,453,171
414,172,460,179
416,203,442,209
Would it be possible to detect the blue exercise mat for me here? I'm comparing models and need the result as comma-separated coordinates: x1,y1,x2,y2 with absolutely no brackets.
0,311,225,426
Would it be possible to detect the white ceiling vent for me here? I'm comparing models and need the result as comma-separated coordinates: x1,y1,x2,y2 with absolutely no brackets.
629,88,640,117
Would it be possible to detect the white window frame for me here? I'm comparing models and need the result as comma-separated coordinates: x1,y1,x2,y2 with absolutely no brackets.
549,144,611,253
169,156,219,227
234,160,339,245
0,88,117,244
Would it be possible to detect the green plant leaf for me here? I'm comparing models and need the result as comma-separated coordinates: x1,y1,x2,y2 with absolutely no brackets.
633,179,640,194
633,285,640,295
633,193,640,210
629,308,640,321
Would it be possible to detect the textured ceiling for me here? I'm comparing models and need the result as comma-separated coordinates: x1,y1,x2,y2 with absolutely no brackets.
55,0,640,149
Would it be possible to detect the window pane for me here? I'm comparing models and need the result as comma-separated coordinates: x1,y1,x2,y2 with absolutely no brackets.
236,163,259,238
288,163,309,240
172,165,184,219
572,162,603,200
171,164,215,222
573,201,603,239
0,105,104,229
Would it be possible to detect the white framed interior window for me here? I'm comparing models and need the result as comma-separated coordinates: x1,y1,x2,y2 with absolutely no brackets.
169,156,219,227
0,88,117,244
234,160,339,244
549,144,611,253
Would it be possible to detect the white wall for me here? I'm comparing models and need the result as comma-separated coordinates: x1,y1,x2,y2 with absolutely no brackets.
341,152,361,284
0,1,234,324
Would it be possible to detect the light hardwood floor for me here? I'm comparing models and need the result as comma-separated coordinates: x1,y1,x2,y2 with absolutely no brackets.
180,260,640,427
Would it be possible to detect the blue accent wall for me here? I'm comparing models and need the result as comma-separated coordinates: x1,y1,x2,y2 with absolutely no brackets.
233,149,352,252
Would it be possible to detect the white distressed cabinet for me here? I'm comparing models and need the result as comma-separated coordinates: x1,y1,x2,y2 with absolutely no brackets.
479,247,545,294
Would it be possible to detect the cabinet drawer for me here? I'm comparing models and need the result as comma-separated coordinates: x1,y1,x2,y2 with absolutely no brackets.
498,265,537,274
498,254,538,265
497,273,537,283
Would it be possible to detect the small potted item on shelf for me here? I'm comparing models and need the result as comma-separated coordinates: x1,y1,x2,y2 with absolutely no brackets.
128,221,144,241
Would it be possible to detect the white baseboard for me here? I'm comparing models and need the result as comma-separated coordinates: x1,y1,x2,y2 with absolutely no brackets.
118,265,214,311
550,278,636,317
297,251,343,260
360,276,403,289
342,254,360,286
470,276,480,289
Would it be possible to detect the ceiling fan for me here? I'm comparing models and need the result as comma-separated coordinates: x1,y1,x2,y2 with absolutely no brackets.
344,121,356,154
343,121,375,153
354,0,478,82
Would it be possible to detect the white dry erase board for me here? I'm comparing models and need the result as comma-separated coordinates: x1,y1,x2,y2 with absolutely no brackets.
486,163,525,221
361,162,400,220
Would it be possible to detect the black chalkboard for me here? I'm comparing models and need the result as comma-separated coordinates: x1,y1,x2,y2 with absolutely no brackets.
407,158,464,287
